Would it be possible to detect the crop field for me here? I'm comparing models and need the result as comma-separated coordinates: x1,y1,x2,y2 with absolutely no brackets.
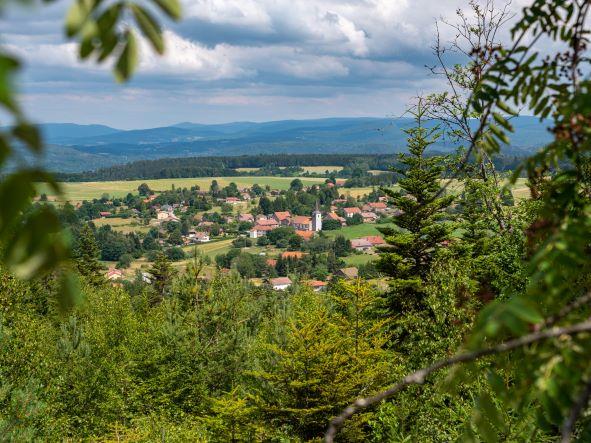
182,238,235,259
301,166,343,174
38,176,326,202
234,166,342,175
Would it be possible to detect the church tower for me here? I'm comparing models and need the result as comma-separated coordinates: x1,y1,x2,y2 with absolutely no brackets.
312,201,322,232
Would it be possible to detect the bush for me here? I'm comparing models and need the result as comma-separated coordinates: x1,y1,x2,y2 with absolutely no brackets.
232,237,253,248
165,247,186,261
322,219,342,230
116,253,133,269
256,236,270,246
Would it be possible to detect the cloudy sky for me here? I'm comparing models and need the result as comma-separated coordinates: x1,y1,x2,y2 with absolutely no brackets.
1,0,524,129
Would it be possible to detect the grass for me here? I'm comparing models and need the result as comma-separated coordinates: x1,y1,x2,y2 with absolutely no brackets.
92,217,151,234
182,238,235,260
39,176,326,202
344,254,376,266
323,223,386,240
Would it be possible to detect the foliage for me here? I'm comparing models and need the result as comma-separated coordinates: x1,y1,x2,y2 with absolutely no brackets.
377,101,455,316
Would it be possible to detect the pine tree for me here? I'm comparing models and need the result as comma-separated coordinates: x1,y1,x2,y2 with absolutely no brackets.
250,288,394,440
73,224,104,285
377,101,455,315
148,252,175,302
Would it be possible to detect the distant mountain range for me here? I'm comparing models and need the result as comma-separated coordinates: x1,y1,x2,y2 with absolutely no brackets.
11,117,552,172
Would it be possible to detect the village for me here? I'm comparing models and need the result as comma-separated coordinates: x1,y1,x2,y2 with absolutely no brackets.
74,178,397,291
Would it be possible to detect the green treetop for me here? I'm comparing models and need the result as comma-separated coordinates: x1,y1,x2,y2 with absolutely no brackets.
148,252,175,303
73,225,104,286
377,101,455,315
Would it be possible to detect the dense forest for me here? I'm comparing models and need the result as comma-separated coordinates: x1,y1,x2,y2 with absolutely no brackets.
55,153,528,182
2,0,591,442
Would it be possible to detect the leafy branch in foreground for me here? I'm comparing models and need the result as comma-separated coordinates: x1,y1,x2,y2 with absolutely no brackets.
0,0,182,309
326,318,591,442
329,0,591,440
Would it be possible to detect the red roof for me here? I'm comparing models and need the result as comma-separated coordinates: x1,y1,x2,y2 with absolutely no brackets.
270,277,292,286
257,218,279,226
369,202,387,209
295,230,314,240
307,280,327,288
344,207,361,214
363,236,386,246
291,216,311,225
99,211,111,217
266,259,277,267
274,211,291,221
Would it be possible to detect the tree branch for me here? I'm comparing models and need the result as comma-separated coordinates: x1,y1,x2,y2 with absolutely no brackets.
325,319,591,442
561,376,591,443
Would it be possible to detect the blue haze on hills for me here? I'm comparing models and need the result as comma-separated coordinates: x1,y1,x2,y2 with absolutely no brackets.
14,117,552,172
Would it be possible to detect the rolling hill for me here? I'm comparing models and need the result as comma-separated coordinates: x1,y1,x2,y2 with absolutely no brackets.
12,117,552,172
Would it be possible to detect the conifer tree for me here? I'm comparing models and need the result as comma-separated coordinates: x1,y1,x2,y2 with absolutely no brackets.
148,252,175,302
377,100,455,315
250,287,393,440
73,225,104,286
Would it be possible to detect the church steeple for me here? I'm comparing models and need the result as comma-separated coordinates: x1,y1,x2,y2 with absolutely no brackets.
312,201,322,232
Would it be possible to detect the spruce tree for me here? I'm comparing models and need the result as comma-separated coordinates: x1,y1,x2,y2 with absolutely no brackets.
377,101,455,315
148,251,175,302
73,224,104,285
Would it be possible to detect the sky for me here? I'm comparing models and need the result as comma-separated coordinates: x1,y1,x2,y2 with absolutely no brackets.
1,0,526,129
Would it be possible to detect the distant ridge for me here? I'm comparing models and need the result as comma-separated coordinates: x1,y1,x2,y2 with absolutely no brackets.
12,116,552,172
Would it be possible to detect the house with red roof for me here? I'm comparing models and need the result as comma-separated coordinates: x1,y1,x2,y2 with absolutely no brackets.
306,280,328,292
343,207,362,218
351,238,373,252
363,236,386,246
290,215,312,231
270,277,292,291
273,211,292,225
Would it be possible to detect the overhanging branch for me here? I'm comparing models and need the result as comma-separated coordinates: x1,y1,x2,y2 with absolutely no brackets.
325,319,591,442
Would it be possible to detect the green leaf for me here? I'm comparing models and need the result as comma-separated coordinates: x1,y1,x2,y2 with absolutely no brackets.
114,31,138,83
508,298,544,324
131,5,164,54
152,0,182,20
65,0,94,37
0,53,21,114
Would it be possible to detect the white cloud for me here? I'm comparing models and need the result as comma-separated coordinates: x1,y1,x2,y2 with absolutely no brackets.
140,31,251,80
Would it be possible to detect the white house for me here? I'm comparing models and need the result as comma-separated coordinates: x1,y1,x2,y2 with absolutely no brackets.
188,230,210,243
270,277,292,291
343,207,362,218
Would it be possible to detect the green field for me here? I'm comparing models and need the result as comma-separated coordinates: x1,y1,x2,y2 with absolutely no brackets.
39,176,326,202
182,238,235,259
324,223,387,240
344,254,377,266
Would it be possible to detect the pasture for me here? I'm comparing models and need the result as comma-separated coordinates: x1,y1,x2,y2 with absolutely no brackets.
324,223,387,240
182,238,235,260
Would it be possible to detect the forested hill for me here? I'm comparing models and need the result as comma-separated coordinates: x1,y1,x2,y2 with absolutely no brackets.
56,153,527,182
13,116,552,173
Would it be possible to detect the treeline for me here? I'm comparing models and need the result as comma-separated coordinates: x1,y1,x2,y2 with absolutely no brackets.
54,153,528,182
